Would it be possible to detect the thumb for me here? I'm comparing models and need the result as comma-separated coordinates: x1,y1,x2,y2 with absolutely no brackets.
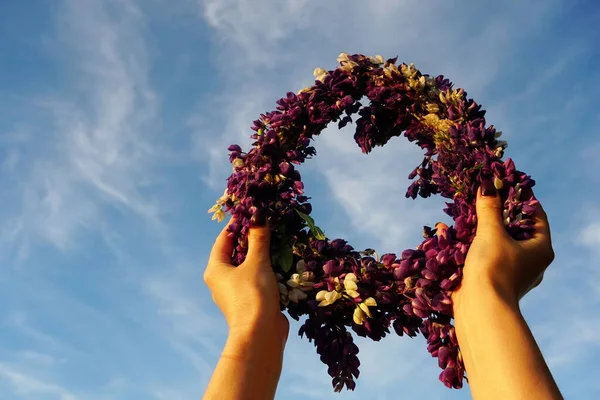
474,180,507,239
244,224,271,265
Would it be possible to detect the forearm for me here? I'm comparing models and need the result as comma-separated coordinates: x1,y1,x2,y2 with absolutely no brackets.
203,327,286,400
454,286,562,400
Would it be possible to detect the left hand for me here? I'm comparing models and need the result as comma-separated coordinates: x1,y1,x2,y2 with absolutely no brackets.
204,219,289,340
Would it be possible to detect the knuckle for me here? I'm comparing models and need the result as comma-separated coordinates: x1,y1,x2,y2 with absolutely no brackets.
542,244,555,265
250,231,269,245
249,226,270,241
203,269,213,285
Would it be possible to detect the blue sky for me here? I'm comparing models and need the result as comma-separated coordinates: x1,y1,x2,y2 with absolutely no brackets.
1,0,599,399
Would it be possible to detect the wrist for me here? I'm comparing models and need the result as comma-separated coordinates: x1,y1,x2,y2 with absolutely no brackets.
224,317,288,366
228,314,289,346
453,278,520,320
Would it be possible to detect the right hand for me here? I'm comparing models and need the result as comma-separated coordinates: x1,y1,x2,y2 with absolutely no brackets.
452,181,555,308
204,220,289,341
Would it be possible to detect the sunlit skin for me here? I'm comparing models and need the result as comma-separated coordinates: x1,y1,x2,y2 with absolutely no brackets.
203,187,563,400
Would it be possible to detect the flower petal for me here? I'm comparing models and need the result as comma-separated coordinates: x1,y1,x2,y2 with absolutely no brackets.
289,288,307,303
278,283,288,295
363,297,377,307
358,302,373,318
296,260,306,274
344,280,358,291
316,290,328,302
353,307,365,325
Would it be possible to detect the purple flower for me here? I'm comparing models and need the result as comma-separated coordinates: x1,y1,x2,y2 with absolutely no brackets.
209,53,539,392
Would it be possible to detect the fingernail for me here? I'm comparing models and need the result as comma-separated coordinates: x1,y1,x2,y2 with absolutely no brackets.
250,209,266,226
481,179,497,197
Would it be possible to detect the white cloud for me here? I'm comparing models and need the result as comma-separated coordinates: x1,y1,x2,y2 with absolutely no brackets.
1,0,167,258
2,0,596,399
191,0,600,397
580,221,600,248
0,363,77,400
193,0,566,249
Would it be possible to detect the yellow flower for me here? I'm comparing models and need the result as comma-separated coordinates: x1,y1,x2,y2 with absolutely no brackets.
401,63,418,79
353,307,366,325
494,177,504,190
315,273,363,307
316,290,342,307
383,63,400,78
297,87,313,95
353,297,377,325
313,67,327,82
426,103,439,113
232,158,245,168
343,273,360,298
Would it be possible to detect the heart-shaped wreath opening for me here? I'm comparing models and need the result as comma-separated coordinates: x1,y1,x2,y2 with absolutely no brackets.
209,53,538,392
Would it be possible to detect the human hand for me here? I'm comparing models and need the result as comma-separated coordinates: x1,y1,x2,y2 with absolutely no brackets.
204,219,289,340
453,181,555,308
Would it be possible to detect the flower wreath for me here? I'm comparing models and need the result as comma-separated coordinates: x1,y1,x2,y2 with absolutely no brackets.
209,53,538,392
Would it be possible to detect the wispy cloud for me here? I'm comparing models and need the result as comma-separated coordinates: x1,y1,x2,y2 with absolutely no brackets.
193,0,599,397
0,363,77,400
580,221,600,248
1,0,598,399
1,0,167,260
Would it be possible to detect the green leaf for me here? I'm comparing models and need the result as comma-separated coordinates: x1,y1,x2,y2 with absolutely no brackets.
278,223,287,235
295,209,326,240
279,244,294,272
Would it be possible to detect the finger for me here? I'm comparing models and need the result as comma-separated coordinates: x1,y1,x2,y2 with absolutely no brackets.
244,224,271,266
519,187,551,240
474,181,509,239
531,201,552,242
208,218,235,265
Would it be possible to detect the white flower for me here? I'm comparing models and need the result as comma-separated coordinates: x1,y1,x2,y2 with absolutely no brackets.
278,283,288,296
287,274,301,288
301,271,315,283
368,55,384,65
288,288,308,303
208,204,226,222
278,282,289,305
337,52,350,63
208,189,231,223
287,271,315,292
217,189,230,204
296,260,306,274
